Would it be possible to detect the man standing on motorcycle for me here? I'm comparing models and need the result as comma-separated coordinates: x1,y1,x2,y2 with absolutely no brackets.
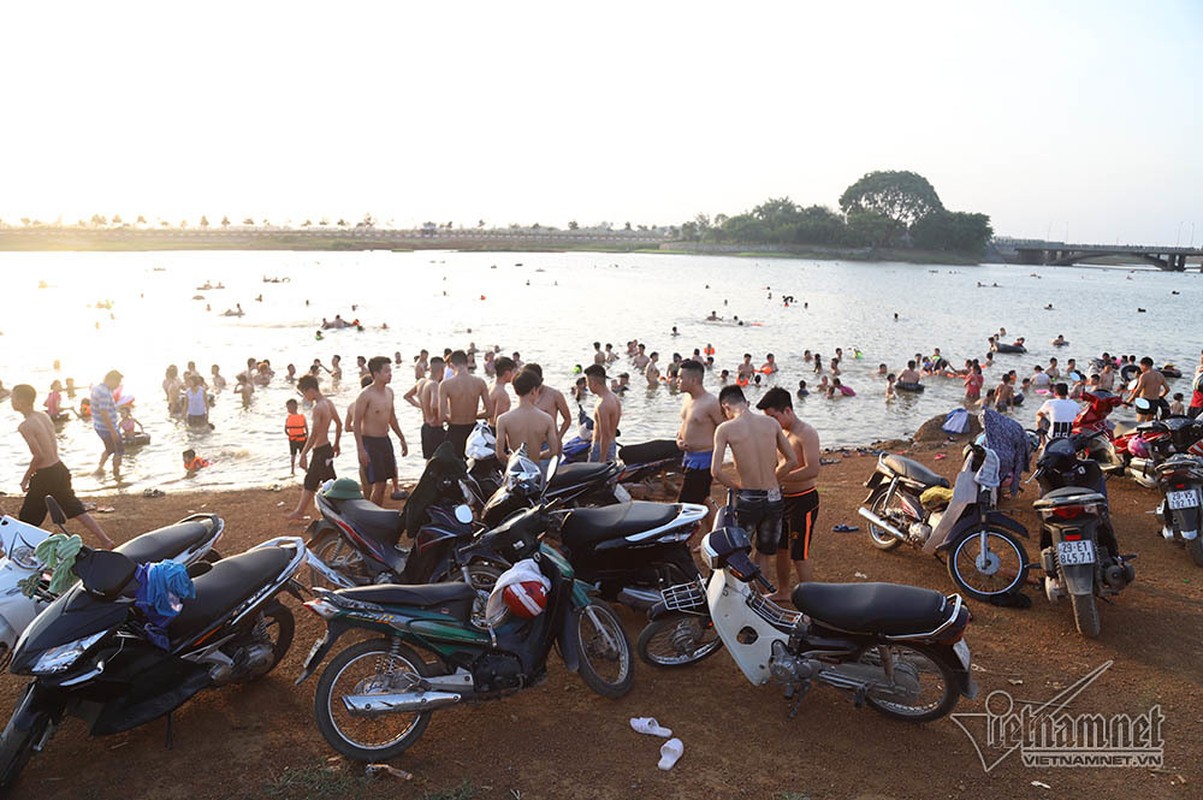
675,359,725,524
756,388,821,591
711,386,797,582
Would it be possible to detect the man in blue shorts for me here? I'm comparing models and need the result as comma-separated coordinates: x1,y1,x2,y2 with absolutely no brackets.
91,369,124,479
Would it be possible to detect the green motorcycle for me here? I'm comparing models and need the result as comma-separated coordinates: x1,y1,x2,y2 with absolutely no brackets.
296,504,634,761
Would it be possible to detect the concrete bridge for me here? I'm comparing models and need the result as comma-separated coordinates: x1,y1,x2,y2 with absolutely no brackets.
993,238,1203,271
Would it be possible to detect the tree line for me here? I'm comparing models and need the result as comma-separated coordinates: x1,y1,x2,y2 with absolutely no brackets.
681,170,993,255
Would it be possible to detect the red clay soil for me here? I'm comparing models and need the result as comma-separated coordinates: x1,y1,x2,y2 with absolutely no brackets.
1,448,1199,800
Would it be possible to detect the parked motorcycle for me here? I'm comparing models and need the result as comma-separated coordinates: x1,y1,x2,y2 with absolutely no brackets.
1031,437,1136,638
1153,453,1203,566
0,500,302,790
697,495,976,723
0,511,223,666
297,503,634,761
479,446,625,529
1111,401,1203,488
1071,390,1125,471
858,446,1031,602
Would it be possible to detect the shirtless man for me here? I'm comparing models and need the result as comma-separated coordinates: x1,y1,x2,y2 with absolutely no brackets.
416,356,447,457
644,352,661,387
12,384,114,548
495,368,561,461
488,357,516,425
604,343,619,364
995,374,1015,412
526,363,571,442
737,354,755,384
632,344,650,373
584,364,621,463
592,342,606,366
760,354,778,375
757,388,821,589
1125,357,1170,421
286,375,342,520
898,360,922,386
439,350,490,457
352,357,408,505
1098,362,1115,392
675,360,724,525
711,385,797,579
414,349,429,381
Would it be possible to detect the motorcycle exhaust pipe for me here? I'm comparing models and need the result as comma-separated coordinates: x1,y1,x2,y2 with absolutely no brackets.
857,507,908,541
616,587,662,610
341,690,462,716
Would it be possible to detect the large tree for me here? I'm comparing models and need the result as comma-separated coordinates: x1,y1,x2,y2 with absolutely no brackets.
839,170,943,246
910,210,993,254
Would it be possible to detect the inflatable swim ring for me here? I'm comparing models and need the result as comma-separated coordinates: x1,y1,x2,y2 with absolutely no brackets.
1160,364,1182,379
994,343,1026,354
1051,340,1069,347
1120,364,1140,383
896,382,925,393
124,432,151,448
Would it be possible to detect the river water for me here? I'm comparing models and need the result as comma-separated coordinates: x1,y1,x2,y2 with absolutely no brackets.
0,249,1197,496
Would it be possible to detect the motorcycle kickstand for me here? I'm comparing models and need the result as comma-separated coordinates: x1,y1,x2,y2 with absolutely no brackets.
852,685,869,710
165,710,174,750
784,681,809,719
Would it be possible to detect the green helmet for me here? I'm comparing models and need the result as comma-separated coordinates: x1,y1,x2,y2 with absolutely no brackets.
322,478,363,501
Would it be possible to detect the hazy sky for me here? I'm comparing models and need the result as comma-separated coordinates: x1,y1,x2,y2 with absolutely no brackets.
2,1,1199,244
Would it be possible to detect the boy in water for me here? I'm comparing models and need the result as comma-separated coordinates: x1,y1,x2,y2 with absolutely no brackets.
286,375,342,520
12,384,114,548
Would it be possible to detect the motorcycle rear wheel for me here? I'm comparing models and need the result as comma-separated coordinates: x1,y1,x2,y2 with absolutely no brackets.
946,526,1029,601
309,529,372,588
866,491,904,551
0,685,49,791
572,601,634,698
855,643,959,723
314,638,434,761
243,602,295,680
1070,592,1101,638
636,616,723,668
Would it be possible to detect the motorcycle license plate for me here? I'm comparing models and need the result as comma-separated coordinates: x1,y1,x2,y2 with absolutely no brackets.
303,633,329,671
1057,539,1096,565
1167,490,1199,511
953,639,971,671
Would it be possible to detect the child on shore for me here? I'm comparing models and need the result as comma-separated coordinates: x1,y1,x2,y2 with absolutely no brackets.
284,399,308,475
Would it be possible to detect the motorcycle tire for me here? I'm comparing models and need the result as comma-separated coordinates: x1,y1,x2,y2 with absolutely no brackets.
1070,592,1101,638
866,490,904,551
309,529,372,588
856,643,960,723
314,638,434,761
244,602,295,679
945,525,1029,601
1186,537,1203,568
0,685,49,791
636,616,723,668
572,601,634,698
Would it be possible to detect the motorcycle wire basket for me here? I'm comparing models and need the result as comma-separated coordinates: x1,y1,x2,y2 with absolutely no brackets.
746,591,803,630
659,578,708,613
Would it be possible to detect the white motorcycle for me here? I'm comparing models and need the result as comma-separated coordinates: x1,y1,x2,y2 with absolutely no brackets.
0,511,223,665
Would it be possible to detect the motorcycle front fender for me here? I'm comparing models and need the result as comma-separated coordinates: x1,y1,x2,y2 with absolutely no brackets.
937,510,1030,553
304,519,337,545
295,619,354,685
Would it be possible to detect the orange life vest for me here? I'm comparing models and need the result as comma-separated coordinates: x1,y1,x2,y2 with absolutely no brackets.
285,413,308,442
186,456,209,471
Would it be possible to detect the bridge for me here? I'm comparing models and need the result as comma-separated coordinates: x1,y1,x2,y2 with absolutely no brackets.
993,238,1203,271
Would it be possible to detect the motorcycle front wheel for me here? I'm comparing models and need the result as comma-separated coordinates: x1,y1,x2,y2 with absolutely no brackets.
0,684,49,791
636,616,723,668
866,490,904,551
855,643,959,723
1070,592,1101,638
309,529,372,588
572,602,634,698
946,525,1029,601
314,638,434,761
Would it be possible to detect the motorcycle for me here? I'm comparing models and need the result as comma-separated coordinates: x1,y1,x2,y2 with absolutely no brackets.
697,495,976,723
1111,400,1203,488
0,499,303,790
1031,436,1136,638
0,511,223,666
296,503,634,761
1153,453,1203,566
858,446,1032,602
1070,390,1125,472
479,446,625,529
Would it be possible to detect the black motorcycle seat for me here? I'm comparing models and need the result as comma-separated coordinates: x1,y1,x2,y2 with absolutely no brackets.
335,582,476,621
883,455,950,489
792,582,950,636
560,501,681,548
550,462,614,490
116,517,217,565
333,499,404,544
619,439,682,465
169,546,296,643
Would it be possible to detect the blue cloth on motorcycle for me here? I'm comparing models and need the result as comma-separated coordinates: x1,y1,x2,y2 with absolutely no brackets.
134,560,196,650
982,409,1031,497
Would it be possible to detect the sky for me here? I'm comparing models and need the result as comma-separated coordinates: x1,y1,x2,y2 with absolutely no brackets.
1,0,1200,245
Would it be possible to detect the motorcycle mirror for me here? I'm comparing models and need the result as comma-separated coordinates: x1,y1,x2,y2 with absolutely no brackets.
45,495,68,528
544,455,559,486
454,504,473,525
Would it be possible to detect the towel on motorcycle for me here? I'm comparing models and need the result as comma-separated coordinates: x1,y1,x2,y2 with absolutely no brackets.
134,560,196,649
485,559,551,626
406,441,470,537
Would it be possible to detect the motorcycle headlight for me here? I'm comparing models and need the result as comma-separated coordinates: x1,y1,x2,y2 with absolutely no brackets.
31,631,106,675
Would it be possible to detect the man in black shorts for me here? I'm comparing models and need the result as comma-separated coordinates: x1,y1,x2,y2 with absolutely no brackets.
287,375,342,521
757,388,822,586
12,384,114,547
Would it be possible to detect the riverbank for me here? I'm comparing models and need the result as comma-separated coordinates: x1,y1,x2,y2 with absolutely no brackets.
1,449,1197,800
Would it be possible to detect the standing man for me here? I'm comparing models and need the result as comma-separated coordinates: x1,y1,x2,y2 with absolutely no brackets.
411,355,446,458
737,354,756,384
1125,357,1170,421
711,385,797,582
632,344,650,373
584,364,621,463
592,342,606,366
495,368,561,462
674,359,724,522
90,369,124,479
439,350,490,457
527,363,571,442
756,388,821,588
352,357,408,505
489,357,516,426
12,384,115,548
644,352,661,388
286,374,342,521
414,349,429,381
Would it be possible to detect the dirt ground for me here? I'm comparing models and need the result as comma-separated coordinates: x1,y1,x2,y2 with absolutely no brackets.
1,445,1200,800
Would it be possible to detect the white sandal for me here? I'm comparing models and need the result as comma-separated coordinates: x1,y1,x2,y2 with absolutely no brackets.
629,717,673,738
658,738,684,771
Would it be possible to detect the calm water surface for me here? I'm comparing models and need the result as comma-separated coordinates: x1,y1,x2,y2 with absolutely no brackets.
0,250,1197,496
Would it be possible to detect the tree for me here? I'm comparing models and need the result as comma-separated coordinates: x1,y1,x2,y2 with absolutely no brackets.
362,213,376,228
839,170,943,246
136,215,147,225
623,221,631,231
477,219,486,229
221,216,230,228
111,214,123,226
910,210,993,254
568,220,578,230
90,214,107,228
846,210,894,247
199,215,209,228
336,218,348,227
243,217,255,226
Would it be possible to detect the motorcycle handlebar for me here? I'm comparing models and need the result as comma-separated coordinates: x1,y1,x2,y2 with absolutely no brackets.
753,571,776,596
